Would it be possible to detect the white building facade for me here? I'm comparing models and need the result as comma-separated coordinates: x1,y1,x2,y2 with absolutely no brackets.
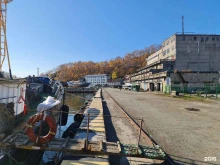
85,74,110,86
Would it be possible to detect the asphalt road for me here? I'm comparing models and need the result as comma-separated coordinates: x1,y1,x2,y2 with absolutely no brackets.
103,88,220,165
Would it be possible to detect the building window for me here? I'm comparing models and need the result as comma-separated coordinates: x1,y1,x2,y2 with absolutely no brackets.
206,37,209,41
171,46,174,51
201,37,204,42
167,48,170,54
194,37,197,41
217,37,219,41
163,51,166,56
182,37,185,41
212,37,215,41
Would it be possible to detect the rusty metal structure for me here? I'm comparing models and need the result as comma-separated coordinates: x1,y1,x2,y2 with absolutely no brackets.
0,0,13,79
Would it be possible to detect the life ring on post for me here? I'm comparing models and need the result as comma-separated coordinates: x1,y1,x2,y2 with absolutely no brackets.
25,113,57,144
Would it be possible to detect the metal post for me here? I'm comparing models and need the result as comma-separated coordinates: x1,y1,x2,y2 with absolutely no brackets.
137,119,143,154
86,113,90,150
205,87,207,98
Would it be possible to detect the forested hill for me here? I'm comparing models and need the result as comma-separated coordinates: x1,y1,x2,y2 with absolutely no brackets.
44,44,161,82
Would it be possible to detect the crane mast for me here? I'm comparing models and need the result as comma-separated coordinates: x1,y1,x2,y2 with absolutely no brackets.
0,0,12,79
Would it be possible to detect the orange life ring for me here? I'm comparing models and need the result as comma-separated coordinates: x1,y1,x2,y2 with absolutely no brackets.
25,113,57,144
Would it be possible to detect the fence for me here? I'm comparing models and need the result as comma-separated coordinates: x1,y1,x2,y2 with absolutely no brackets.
164,83,220,99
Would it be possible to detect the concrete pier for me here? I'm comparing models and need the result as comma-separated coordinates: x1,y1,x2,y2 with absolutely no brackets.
62,89,109,165
103,88,220,165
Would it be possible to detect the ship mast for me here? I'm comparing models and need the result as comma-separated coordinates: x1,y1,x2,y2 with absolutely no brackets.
0,0,12,79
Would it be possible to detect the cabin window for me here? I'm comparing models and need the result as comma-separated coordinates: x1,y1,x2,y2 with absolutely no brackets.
194,37,197,41
212,37,215,41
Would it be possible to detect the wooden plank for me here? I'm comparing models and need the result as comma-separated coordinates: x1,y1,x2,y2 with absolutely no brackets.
80,122,105,127
81,139,86,151
62,137,70,148
117,141,121,153
99,140,103,151
80,127,105,132
22,138,30,145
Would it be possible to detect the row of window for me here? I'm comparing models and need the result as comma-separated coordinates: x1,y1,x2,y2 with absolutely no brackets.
87,79,106,81
147,54,158,61
163,37,176,47
182,36,220,42
149,46,176,60
88,80,107,83
91,82,106,84
163,46,175,56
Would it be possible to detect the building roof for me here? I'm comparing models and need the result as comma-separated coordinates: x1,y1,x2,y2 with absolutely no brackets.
175,33,220,36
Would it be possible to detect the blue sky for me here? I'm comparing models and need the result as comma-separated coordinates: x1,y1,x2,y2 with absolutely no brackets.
3,0,220,77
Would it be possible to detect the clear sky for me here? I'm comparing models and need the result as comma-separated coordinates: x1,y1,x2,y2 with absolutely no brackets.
3,0,220,78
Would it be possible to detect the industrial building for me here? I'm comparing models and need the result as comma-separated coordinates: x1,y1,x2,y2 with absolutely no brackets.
85,74,110,86
131,33,220,93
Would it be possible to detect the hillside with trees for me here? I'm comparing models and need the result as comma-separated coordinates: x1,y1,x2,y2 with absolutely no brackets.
43,44,161,82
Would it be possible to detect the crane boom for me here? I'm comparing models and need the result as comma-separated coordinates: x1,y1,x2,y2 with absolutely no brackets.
0,0,12,79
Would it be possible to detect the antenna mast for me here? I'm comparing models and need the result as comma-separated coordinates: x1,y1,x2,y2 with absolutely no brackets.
0,0,13,79
182,16,184,34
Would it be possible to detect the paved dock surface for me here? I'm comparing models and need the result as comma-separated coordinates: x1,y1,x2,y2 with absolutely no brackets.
103,88,220,165
103,91,158,165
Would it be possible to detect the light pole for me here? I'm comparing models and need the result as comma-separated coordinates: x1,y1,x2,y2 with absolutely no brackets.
37,68,39,76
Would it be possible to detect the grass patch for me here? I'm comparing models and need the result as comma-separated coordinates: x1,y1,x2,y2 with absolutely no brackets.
154,92,213,102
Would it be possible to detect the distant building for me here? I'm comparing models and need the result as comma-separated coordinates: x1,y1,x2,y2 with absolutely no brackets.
85,74,110,86
107,78,123,87
131,33,220,93
124,75,131,83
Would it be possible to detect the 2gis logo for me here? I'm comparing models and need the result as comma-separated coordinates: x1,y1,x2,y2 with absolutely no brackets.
204,157,217,162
